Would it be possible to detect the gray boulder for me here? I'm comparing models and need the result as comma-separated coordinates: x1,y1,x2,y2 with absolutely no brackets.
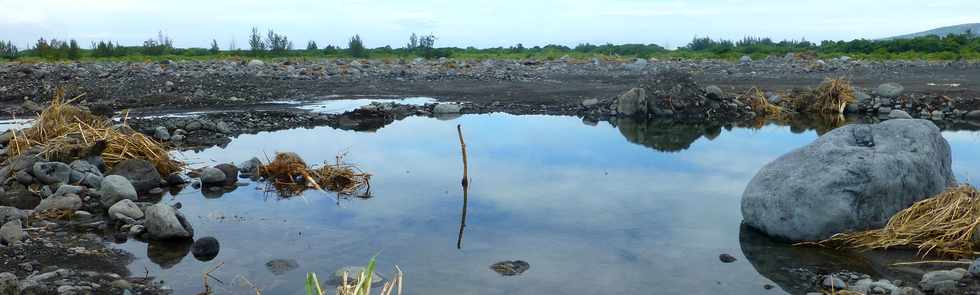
888,110,913,119
247,59,265,67
32,162,70,184
99,175,138,208
69,160,103,188
739,55,753,63
108,199,144,223
107,159,162,192
920,269,965,292
741,119,955,241
624,58,647,71
0,220,24,244
239,157,262,177
214,163,238,184
966,110,980,119
875,83,905,98
432,103,462,114
153,127,171,141
704,85,724,100
144,203,194,240
34,193,82,212
0,207,26,224
616,88,647,116
0,272,17,295
200,167,226,185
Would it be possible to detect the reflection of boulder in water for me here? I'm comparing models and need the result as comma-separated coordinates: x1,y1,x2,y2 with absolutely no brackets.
433,113,463,121
615,118,720,152
739,224,922,294
147,239,193,269
201,185,238,199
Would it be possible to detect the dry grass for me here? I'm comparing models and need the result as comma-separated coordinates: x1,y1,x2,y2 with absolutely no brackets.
6,90,182,175
739,87,784,117
258,152,371,197
814,185,980,258
810,78,856,114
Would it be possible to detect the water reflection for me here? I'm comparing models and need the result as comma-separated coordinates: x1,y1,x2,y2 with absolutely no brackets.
147,239,193,269
108,113,980,295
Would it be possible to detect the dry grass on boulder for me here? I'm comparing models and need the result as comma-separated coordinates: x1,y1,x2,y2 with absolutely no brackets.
259,152,371,197
739,87,784,117
814,185,980,258
6,90,182,175
809,78,856,114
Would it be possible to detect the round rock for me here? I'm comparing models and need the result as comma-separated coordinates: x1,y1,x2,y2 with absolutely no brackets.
191,236,220,261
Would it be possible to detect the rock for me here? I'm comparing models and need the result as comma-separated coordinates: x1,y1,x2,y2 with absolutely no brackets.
965,110,980,120
739,55,753,63
704,85,724,100
719,253,736,263
107,159,162,192
153,127,170,141
214,164,238,185
34,193,82,212
144,203,194,240
0,220,25,244
191,237,220,261
875,83,905,98
616,88,647,116
432,103,462,114
170,134,185,142
888,110,913,119
970,258,980,276
266,259,299,275
624,58,647,71
247,59,264,67
330,266,385,286
199,167,226,185
32,162,70,185
239,157,261,177
13,170,34,185
0,272,16,295
0,207,26,224
931,110,944,120
69,159,101,178
919,269,964,292
490,260,530,276
821,275,847,290
844,103,859,113
165,173,188,185
99,175,138,208
855,91,872,104
741,119,955,241
108,199,143,222
581,98,599,107
878,106,892,114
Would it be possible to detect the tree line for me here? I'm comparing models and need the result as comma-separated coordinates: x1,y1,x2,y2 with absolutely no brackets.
2,29,978,61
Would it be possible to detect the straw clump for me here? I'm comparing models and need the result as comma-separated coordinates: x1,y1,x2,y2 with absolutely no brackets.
815,185,980,258
6,90,182,175
259,152,371,197
809,77,856,114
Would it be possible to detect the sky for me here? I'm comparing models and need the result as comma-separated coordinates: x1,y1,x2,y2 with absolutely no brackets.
1,0,979,49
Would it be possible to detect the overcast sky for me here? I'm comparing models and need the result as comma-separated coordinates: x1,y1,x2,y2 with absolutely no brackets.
2,0,978,49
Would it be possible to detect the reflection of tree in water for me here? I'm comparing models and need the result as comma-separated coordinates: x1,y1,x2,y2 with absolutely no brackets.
614,117,722,152
738,224,921,294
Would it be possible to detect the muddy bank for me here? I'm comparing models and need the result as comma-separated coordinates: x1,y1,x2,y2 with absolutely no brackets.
2,58,980,116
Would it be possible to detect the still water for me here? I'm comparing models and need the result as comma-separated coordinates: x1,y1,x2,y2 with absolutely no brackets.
111,113,980,294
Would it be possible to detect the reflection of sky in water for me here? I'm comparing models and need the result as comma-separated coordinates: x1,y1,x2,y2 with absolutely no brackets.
295,97,435,114
0,119,33,133
111,114,980,295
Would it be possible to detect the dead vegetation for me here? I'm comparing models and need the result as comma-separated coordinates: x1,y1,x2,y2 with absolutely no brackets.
258,152,371,197
812,185,980,258
5,89,182,175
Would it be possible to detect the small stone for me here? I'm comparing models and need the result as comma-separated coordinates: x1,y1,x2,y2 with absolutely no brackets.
153,127,170,141
704,85,724,100
0,220,25,245
32,162,70,184
888,110,913,119
99,175,137,208
191,237,220,261
719,253,737,263
821,275,847,290
266,259,299,276
108,199,144,222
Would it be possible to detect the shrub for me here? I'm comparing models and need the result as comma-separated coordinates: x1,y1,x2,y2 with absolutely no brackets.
249,27,265,53
266,29,292,53
209,39,220,54
306,40,318,51
142,31,174,56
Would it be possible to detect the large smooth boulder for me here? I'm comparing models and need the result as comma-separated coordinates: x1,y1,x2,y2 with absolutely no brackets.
615,88,647,116
199,167,226,185
144,203,194,240
99,175,138,208
432,103,462,114
107,159,162,192
214,164,238,185
741,119,955,241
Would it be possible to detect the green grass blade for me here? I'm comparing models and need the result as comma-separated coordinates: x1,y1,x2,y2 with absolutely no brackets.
353,254,378,295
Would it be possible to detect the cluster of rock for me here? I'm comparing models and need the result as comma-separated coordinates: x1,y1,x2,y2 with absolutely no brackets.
610,70,752,121
847,82,980,121
805,263,980,295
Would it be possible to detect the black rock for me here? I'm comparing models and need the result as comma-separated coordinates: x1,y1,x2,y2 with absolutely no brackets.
719,253,737,263
191,236,220,261
490,260,530,276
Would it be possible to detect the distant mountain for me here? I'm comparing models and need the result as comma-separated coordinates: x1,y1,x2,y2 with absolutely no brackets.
887,23,980,39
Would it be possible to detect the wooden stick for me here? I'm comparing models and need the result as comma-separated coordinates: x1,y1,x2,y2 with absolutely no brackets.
457,124,469,249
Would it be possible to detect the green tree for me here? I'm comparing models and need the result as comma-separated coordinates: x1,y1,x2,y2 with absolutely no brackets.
348,34,366,58
210,39,220,54
249,27,265,54
306,40,318,51
67,39,80,60
0,41,17,59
